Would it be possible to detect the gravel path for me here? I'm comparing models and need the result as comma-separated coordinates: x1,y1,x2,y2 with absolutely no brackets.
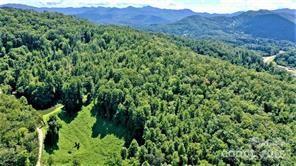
36,128,43,166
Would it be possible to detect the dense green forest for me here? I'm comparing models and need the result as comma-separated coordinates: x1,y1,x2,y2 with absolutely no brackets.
275,49,296,68
0,93,41,165
164,36,292,77
0,9,296,165
225,38,295,56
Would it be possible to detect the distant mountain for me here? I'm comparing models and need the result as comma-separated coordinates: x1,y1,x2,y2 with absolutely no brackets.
0,3,263,25
0,4,197,25
149,10,296,42
272,8,296,23
1,4,295,42
0,3,36,10
73,6,197,25
273,8,296,15
235,10,295,41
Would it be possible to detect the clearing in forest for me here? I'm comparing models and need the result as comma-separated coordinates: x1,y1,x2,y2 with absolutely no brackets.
41,103,130,165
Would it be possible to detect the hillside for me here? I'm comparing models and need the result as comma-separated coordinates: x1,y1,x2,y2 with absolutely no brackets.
0,9,296,165
0,93,41,165
273,8,296,23
149,10,296,42
235,10,296,41
275,49,296,68
165,36,289,76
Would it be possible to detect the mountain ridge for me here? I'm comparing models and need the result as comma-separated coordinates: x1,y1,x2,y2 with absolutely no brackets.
1,3,295,26
0,3,197,25
149,9,296,42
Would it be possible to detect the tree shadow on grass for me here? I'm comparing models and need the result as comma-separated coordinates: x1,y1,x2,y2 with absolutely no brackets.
90,108,131,143
44,133,59,154
58,110,78,124
44,141,59,154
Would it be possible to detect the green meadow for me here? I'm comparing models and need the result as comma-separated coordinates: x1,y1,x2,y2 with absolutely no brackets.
42,104,130,165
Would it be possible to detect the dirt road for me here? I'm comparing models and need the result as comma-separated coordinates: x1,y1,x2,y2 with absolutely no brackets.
263,55,276,64
36,128,43,166
263,54,296,76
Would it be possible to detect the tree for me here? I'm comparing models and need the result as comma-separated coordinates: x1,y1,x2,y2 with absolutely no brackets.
44,116,60,147
172,152,180,166
128,139,139,158
178,143,186,155
62,77,83,114
142,161,150,166
96,81,124,119
121,147,128,160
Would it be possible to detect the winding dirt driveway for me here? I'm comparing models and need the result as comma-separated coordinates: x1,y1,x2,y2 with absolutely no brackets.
263,53,296,77
263,55,276,64
36,128,43,166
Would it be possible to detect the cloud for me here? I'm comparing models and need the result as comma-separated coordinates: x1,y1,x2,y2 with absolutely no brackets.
0,0,295,13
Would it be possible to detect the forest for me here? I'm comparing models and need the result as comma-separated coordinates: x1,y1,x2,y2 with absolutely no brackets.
0,93,41,165
165,36,292,78
0,8,296,165
275,49,296,68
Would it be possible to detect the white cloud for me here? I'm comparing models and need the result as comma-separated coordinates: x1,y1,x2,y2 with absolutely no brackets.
0,0,295,13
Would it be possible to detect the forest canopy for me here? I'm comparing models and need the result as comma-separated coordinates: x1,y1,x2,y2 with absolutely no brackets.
0,8,295,165
0,93,41,165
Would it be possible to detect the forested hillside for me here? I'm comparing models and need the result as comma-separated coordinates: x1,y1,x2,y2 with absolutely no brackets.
236,11,295,41
273,8,296,23
148,10,296,42
2,4,295,57
0,93,41,165
146,10,296,57
0,9,296,165
275,49,296,68
165,36,291,77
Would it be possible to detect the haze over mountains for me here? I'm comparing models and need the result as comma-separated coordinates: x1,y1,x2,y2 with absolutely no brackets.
0,4,197,25
150,9,296,42
1,3,295,42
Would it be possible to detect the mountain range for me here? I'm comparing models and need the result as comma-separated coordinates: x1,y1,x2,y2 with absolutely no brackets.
0,4,196,25
1,4,295,42
150,9,296,42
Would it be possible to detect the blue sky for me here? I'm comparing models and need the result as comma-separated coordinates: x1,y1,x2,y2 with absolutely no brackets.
0,0,295,13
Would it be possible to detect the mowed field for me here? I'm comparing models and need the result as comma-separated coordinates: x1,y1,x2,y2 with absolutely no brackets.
42,103,130,165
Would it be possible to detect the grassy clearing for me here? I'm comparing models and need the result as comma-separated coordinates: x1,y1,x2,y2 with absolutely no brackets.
42,103,129,165
38,104,63,134
39,104,63,119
